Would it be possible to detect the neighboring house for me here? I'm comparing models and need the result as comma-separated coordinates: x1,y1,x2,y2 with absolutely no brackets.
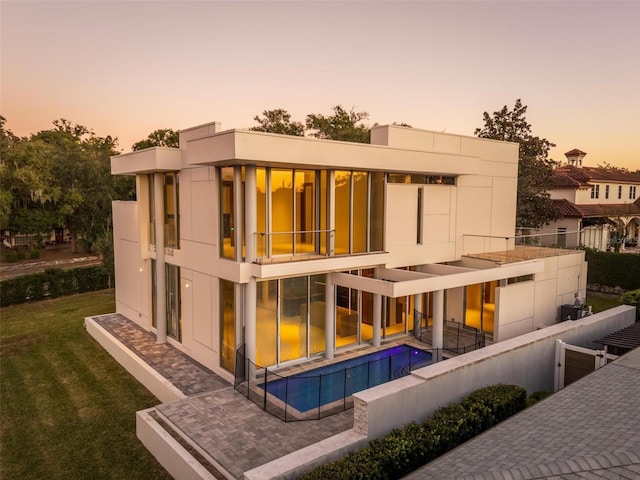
547,149,640,251
109,121,587,381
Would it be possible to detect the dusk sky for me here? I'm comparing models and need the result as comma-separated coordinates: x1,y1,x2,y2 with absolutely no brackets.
2,1,639,169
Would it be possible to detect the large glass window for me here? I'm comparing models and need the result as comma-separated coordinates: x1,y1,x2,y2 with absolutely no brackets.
464,281,496,334
335,171,352,255
352,172,368,253
256,280,278,367
295,170,316,255
335,281,359,349
369,172,385,252
220,279,236,373
271,169,294,255
164,173,179,248
255,275,327,367
220,167,235,259
280,276,308,362
166,264,181,341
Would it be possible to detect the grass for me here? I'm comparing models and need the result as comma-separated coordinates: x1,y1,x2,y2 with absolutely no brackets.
0,290,172,480
586,293,622,313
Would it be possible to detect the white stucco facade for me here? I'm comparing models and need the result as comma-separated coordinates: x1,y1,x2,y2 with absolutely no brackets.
109,121,587,379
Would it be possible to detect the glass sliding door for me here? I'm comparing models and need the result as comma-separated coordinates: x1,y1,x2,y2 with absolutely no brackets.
280,276,308,362
256,280,278,367
335,284,359,348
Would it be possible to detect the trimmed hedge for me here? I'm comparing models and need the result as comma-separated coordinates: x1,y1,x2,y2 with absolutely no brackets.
301,384,527,480
585,250,640,291
0,266,110,307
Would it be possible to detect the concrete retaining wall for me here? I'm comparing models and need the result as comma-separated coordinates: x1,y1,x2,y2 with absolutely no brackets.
84,316,184,403
354,305,635,439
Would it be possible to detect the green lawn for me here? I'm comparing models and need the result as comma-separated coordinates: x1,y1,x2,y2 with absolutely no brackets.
0,291,172,480
586,293,622,313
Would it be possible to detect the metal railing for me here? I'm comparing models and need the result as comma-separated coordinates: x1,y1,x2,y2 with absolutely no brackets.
233,344,437,422
253,229,334,264
463,229,583,263
417,315,486,354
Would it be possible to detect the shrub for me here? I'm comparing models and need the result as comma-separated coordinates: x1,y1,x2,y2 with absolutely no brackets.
16,251,25,260
585,250,640,290
0,266,110,307
5,251,17,262
299,384,527,480
29,249,40,259
620,289,640,321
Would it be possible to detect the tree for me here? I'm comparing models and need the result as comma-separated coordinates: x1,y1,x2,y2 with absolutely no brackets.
131,128,179,150
249,109,304,136
475,99,559,228
305,105,371,143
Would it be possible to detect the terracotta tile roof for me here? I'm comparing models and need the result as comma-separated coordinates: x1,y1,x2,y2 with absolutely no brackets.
553,165,640,184
565,148,587,156
552,199,640,218
552,199,583,217
550,172,587,188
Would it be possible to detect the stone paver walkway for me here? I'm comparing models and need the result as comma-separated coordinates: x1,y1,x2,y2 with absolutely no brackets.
405,348,640,480
92,313,353,479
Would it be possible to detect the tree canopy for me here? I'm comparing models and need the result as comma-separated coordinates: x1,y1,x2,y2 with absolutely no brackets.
131,128,179,150
475,99,560,228
249,105,372,143
305,105,370,143
0,118,134,256
249,109,304,136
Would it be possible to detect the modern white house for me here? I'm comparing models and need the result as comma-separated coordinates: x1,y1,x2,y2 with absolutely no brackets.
109,121,588,382
547,149,640,251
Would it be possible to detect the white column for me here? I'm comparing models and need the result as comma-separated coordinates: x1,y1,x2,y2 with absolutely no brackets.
325,276,335,359
373,293,382,347
413,293,423,338
432,289,444,361
244,166,257,369
153,173,167,344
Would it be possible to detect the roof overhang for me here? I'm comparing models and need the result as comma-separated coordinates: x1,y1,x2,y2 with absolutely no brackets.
330,260,544,297
111,147,182,175
185,129,481,175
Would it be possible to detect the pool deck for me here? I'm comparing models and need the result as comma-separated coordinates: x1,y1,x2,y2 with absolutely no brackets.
88,313,430,479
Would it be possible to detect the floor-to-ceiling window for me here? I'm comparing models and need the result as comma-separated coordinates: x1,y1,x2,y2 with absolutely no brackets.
464,282,497,334
271,169,294,255
256,280,278,367
220,167,235,259
255,274,327,367
334,171,352,255
335,282,359,348
220,279,236,373
166,264,181,341
164,173,179,248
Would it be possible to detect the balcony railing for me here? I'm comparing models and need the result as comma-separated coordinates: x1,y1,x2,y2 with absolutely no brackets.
253,229,334,264
463,229,584,263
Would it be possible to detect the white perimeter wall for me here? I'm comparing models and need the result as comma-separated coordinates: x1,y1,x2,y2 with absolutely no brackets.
113,201,149,328
353,305,635,440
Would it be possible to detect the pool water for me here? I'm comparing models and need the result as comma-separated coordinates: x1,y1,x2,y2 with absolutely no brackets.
263,344,432,412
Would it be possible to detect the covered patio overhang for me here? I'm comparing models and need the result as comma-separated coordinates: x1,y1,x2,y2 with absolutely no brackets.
329,260,545,297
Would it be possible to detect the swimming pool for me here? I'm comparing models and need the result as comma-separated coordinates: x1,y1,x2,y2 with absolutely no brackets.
263,344,432,413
